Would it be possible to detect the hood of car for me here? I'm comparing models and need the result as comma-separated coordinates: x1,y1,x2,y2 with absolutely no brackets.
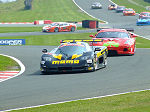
94,38,132,47
52,53,83,60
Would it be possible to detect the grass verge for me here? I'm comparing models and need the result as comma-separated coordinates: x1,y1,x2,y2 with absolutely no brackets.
0,0,99,22
0,55,20,71
0,27,90,33
112,0,150,13
0,33,150,48
9,90,150,112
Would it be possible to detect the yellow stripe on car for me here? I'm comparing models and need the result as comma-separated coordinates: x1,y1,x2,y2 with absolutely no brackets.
71,54,82,60
97,48,107,57
53,54,62,60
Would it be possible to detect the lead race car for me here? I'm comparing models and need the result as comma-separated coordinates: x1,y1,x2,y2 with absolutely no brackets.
40,39,108,73
89,28,137,55
42,22,77,32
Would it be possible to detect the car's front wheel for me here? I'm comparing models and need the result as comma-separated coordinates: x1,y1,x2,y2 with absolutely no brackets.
54,28,59,32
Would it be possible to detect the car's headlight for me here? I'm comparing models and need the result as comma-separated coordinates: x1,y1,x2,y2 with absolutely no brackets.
86,59,93,64
42,57,52,61
124,40,130,44
81,56,89,60
41,61,45,65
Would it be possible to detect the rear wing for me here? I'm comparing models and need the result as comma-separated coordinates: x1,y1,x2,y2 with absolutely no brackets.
60,39,103,43
97,28,134,32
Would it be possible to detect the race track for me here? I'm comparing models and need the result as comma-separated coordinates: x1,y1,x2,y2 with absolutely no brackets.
0,0,150,111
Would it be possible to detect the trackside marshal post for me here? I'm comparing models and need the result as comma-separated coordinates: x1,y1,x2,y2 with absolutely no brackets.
0,39,25,45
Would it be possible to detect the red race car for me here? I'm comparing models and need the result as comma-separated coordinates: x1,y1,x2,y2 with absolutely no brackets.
139,12,150,19
89,28,137,55
42,22,77,32
123,8,136,16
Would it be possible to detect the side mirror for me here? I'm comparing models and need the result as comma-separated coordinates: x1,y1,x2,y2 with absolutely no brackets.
94,47,101,51
130,33,137,38
42,49,48,53
89,35,94,37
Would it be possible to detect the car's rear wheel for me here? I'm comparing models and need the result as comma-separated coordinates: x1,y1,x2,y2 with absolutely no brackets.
93,56,98,71
71,27,75,32
54,28,59,32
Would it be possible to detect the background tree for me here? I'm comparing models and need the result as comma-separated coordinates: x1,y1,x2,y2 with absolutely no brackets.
24,0,33,10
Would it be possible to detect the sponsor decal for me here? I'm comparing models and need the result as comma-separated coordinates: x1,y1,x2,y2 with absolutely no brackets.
52,60,79,64
0,39,25,45
103,41,119,47
53,54,62,60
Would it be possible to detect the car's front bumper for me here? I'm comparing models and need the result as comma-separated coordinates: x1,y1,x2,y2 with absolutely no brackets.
40,61,94,73
107,46,134,55
136,22,150,26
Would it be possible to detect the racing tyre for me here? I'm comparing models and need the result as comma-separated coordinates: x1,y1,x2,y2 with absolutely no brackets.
54,28,59,32
102,58,107,68
93,56,98,71
71,27,75,32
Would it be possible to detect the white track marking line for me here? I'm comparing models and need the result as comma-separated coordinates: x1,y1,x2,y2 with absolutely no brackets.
1,89,150,112
0,54,25,83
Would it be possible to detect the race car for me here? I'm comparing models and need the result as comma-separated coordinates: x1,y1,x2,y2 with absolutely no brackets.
123,8,136,16
116,6,125,13
42,22,77,32
139,12,150,19
40,40,108,73
108,4,117,10
136,16,150,26
91,2,102,9
89,28,137,55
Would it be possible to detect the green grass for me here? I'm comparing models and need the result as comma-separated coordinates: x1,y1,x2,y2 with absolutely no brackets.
9,90,150,112
112,0,150,13
0,27,90,33
0,0,98,22
0,55,20,71
0,33,150,48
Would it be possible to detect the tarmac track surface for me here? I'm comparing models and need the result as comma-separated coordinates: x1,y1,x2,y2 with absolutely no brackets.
0,47,150,111
0,0,150,111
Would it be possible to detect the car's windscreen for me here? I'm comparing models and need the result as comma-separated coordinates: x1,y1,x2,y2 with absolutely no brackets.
50,23,59,26
125,9,133,11
96,31,129,38
117,7,125,10
55,45,87,56
141,17,150,19
141,13,149,15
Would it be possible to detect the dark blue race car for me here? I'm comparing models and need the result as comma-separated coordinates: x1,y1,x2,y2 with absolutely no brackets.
40,40,108,74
